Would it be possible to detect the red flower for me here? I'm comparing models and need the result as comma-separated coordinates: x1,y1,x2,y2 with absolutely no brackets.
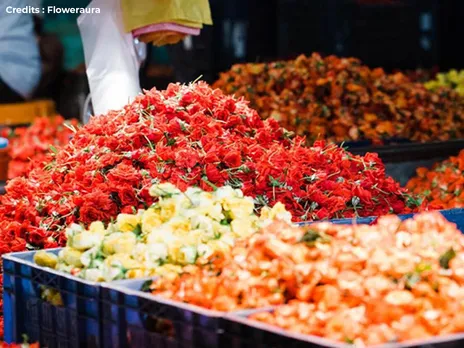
223,151,242,168
204,164,225,184
117,185,139,207
79,205,110,225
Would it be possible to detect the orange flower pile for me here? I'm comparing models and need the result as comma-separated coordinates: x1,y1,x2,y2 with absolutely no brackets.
407,150,464,209
149,212,464,346
213,53,464,144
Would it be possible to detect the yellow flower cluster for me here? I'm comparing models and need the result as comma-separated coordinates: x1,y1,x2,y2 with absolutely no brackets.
425,69,464,96
34,183,292,282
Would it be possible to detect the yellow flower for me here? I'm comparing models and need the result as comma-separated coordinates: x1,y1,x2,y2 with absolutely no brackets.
207,239,232,254
105,253,141,269
126,269,146,279
159,200,178,222
59,248,84,267
34,251,58,269
116,213,141,232
231,218,256,237
147,225,177,244
261,202,292,224
72,231,105,250
89,221,105,234
102,232,136,255
114,233,137,254
224,197,255,219
167,243,198,265
152,264,183,276
141,208,163,234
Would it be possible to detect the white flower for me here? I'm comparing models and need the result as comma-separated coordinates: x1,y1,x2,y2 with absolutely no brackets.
72,232,104,251
197,244,213,258
146,243,169,264
149,183,181,197
65,224,84,240
147,225,177,244
190,215,214,236
180,245,198,264
81,246,99,267
82,269,103,282
215,186,237,200
102,265,123,282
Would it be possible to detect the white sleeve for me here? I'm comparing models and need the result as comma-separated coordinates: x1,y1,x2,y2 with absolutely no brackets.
78,0,141,116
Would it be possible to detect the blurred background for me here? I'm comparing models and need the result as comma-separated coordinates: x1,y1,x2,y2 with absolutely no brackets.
12,0,464,119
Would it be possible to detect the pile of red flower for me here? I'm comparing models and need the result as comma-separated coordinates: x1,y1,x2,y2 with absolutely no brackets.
1,116,77,179
213,53,464,144
407,150,464,209
0,82,420,252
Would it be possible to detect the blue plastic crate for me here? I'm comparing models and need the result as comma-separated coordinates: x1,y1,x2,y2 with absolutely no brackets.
101,278,234,348
297,208,464,231
2,248,103,348
3,208,463,347
223,308,464,348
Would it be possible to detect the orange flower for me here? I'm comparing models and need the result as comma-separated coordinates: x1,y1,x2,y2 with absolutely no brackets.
407,150,464,209
213,54,464,144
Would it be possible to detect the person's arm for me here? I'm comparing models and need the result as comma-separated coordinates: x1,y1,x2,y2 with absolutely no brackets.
0,0,41,101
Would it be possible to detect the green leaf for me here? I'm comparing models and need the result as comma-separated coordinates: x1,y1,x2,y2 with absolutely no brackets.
220,218,230,226
254,194,269,208
439,248,456,269
415,262,432,273
344,337,354,344
269,175,282,187
300,229,331,246
49,145,58,154
201,176,218,190
132,224,142,237
140,280,153,292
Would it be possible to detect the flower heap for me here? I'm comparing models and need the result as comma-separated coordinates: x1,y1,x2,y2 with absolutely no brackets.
149,212,464,346
0,82,418,254
34,183,291,282
213,53,464,144
3,116,78,179
407,150,464,209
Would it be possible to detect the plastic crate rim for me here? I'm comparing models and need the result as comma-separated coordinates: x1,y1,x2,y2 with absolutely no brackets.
102,278,228,318
225,310,464,348
2,248,103,287
225,310,349,348
296,208,464,226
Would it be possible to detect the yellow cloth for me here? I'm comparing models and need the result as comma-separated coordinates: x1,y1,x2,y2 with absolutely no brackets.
121,0,212,33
